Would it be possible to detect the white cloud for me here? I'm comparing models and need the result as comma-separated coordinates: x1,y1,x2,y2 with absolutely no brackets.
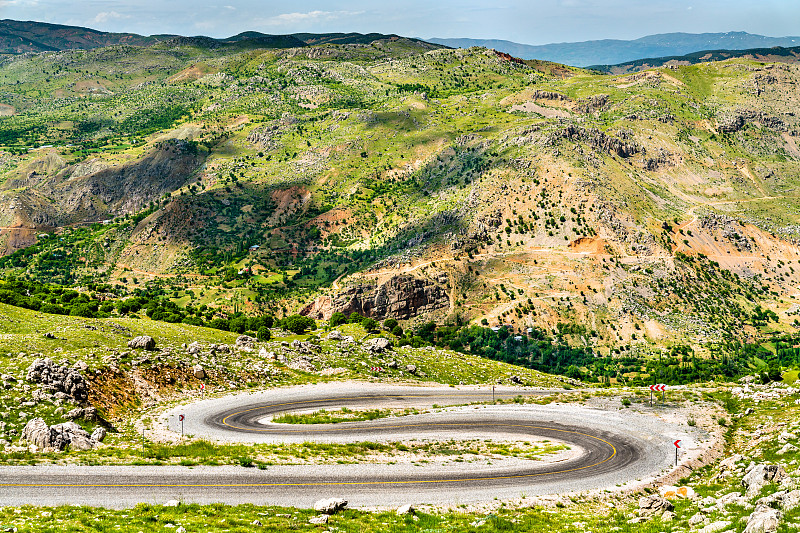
224,5,236,10
93,11,130,24
257,10,363,27
0,0,39,7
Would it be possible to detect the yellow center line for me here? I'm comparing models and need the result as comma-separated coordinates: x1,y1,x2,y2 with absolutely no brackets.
0,392,618,490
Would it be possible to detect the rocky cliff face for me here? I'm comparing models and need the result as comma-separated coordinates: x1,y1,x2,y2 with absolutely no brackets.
301,274,450,320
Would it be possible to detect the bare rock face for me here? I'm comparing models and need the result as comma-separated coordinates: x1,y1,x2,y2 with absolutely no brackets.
26,358,89,403
302,274,449,321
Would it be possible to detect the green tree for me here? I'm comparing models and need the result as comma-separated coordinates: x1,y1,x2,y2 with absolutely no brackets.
257,326,271,342
281,315,316,334
361,317,379,333
383,318,398,331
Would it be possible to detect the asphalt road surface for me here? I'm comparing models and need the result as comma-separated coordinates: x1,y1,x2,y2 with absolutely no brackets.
0,384,695,508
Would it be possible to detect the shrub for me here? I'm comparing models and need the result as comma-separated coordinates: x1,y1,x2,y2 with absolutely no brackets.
391,325,404,337
361,317,379,333
257,326,271,342
329,312,347,327
383,318,398,331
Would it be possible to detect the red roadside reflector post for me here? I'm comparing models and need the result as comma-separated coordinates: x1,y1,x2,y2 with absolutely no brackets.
674,439,681,465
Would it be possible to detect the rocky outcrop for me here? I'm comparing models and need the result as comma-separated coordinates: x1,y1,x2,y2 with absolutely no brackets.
301,274,449,321
26,358,89,403
743,504,782,533
22,418,100,451
717,108,787,133
235,335,256,351
742,464,788,498
550,125,640,158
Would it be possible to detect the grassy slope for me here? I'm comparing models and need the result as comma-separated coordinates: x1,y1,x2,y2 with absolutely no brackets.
1,43,800,356
0,302,564,463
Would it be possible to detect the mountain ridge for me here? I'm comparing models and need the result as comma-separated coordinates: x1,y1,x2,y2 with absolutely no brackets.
0,19,437,54
425,31,800,66
590,44,800,74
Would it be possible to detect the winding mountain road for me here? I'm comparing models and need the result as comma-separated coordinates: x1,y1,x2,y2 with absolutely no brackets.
0,384,703,508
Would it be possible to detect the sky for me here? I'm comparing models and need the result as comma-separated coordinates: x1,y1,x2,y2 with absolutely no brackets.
1,0,799,44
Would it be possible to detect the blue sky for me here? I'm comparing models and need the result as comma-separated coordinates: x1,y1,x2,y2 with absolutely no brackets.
1,0,798,44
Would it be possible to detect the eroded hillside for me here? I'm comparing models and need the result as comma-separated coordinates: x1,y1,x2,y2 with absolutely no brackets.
2,38,800,355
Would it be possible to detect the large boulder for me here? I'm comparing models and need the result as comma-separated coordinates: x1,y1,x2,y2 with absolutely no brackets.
128,336,156,351
743,504,782,533
22,418,52,449
742,464,788,498
192,365,205,379
52,422,94,451
91,427,107,443
313,497,347,514
363,337,393,354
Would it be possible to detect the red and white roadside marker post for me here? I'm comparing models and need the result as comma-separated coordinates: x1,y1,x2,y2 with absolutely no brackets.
674,439,681,466
200,383,205,398
650,384,666,405
179,414,185,438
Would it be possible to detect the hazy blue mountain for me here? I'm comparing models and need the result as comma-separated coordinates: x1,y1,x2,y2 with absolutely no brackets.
425,32,800,67
591,44,800,74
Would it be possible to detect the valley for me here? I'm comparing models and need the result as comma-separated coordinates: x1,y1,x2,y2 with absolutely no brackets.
0,19,798,533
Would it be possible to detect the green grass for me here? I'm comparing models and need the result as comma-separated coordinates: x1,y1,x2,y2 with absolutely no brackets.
272,407,402,424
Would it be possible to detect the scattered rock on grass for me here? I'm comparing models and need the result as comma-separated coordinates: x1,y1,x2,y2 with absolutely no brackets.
313,497,347,514
638,494,673,517
396,503,415,515
236,335,256,351
91,427,107,442
308,515,328,524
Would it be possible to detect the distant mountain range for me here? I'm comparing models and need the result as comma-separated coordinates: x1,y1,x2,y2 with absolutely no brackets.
4,19,800,75
0,19,429,54
425,32,800,67
592,44,800,74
